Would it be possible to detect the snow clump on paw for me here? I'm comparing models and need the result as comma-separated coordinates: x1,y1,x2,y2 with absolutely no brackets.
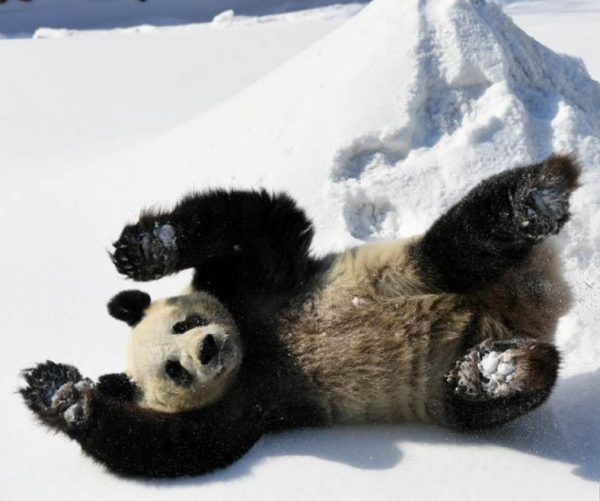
477,351,518,397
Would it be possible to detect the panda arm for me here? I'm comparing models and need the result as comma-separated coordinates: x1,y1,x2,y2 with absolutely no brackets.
20,362,265,478
111,189,315,287
412,155,580,293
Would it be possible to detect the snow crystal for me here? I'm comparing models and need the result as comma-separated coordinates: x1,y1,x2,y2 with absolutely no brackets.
351,297,366,307
155,223,177,248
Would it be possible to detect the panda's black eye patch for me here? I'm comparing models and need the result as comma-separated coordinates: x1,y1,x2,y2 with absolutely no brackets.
165,360,193,387
172,314,209,334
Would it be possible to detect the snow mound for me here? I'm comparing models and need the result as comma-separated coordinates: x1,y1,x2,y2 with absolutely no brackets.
329,0,600,242
100,0,600,379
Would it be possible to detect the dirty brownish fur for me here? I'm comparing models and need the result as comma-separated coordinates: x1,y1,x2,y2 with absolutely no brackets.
475,242,571,344
282,237,569,426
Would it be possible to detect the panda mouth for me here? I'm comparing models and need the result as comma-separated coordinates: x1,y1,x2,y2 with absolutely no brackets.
221,336,235,356
214,338,238,375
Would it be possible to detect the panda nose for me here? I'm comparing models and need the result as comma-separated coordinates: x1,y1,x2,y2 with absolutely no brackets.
200,334,219,365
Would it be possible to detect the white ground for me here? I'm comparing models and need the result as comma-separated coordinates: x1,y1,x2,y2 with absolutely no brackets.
1,1,599,500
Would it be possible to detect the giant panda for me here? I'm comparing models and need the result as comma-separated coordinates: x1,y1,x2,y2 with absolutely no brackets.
21,154,579,478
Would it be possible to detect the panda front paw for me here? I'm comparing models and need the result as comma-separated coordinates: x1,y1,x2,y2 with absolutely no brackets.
20,361,94,430
111,220,179,281
514,155,580,241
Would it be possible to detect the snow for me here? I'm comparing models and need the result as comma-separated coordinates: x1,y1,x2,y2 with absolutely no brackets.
0,0,363,35
0,6,359,173
480,352,502,375
478,351,518,396
351,297,367,307
212,10,237,26
1,0,600,500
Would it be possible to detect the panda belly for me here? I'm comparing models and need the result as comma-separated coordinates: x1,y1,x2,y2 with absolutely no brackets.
281,288,473,425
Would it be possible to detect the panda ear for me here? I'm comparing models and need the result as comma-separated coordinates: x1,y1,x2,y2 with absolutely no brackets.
97,373,139,402
107,290,151,327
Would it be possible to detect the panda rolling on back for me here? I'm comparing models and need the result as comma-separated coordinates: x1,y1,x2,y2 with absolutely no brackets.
21,154,579,478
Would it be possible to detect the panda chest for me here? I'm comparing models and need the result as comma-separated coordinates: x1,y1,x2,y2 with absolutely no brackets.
280,293,460,425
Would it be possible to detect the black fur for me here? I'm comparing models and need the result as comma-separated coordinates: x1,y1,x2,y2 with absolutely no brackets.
111,189,316,291
97,373,138,402
23,190,330,477
20,361,93,432
107,290,151,326
413,154,580,293
21,158,579,477
20,361,269,477
20,358,325,478
21,361,83,412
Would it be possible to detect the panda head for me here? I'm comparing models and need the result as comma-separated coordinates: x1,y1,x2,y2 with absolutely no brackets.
106,290,243,413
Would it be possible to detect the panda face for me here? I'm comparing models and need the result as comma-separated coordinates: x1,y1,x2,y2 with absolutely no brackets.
125,292,243,413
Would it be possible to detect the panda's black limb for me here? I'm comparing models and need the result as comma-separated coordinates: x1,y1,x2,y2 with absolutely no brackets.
20,361,270,478
414,154,580,293
443,338,560,431
20,361,94,431
111,189,321,295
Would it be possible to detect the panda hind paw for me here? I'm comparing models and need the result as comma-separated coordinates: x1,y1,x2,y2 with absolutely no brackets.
111,221,179,281
514,156,581,241
443,338,560,430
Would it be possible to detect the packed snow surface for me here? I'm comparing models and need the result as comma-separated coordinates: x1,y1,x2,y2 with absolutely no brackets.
1,0,600,500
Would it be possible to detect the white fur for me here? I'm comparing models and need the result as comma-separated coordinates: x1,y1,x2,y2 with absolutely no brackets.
127,294,242,413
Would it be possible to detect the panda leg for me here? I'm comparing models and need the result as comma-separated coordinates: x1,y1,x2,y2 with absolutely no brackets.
442,338,560,431
110,190,314,283
20,361,264,478
413,154,580,293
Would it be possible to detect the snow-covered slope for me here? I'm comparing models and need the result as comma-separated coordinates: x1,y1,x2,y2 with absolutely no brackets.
0,6,359,172
1,1,600,500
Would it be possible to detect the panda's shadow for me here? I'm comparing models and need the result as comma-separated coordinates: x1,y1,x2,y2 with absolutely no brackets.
150,426,406,487
152,369,600,486
481,368,600,482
